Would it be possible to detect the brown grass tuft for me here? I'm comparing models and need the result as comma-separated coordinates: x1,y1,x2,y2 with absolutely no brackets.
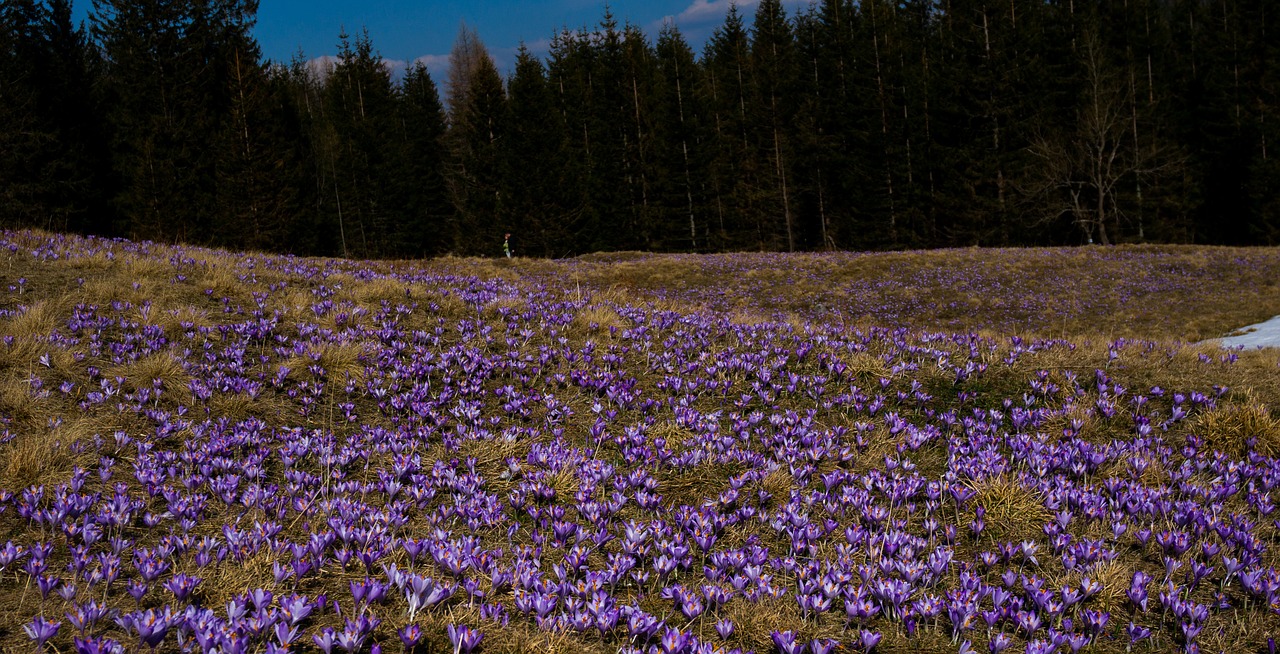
547,467,580,502
759,468,793,505
660,460,743,510
158,306,214,334
197,548,277,607
317,342,368,381
110,351,188,391
1194,391,1280,456
0,377,41,425
719,595,845,653
344,276,412,306
193,264,253,302
1082,559,1131,615
420,289,471,318
484,296,529,319
842,352,892,381
3,300,62,341
571,305,628,335
0,432,70,490
207,393,266,423
968,475,1052,542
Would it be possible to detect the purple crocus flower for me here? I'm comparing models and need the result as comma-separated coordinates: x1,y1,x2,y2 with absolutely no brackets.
714,619,734,639
811,638,838,654
73,635,125,654
163,573,202,602
771,630,805,654
24,616,60,650
399,624,422,651
121,608,169,651
445,623,484,653
857,629,882,652
313,627,339,654
1126,622,1152,649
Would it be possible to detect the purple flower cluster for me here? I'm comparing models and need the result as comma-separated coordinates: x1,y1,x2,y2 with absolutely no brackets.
0,231,1278,653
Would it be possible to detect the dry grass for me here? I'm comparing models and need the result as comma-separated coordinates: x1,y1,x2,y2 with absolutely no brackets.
1194,390,1280,457
570,304,628,335
2,299,62,341
967,475,1052,543
192,263,253,302
546,466,580,502
841,352,893,381
420,287,472,318
109,351,189,391
718,595,849,653
157,305,215,334
197,548,278,608
0,377,43,427
340,275,411,306
0,431,71,490
4,232,1280,653
484,295,529,319
509,245,1280,342
759,468,793,505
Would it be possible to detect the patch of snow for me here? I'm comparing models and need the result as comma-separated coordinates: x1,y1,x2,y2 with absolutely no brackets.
1213,315,1280,349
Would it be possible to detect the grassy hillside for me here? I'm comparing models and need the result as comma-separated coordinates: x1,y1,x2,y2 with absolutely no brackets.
1,230,1279,653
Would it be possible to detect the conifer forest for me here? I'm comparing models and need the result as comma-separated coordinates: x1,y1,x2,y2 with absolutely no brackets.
2,0,1279,257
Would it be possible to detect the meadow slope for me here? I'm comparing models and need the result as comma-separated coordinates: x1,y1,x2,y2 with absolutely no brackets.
1,231,1279,654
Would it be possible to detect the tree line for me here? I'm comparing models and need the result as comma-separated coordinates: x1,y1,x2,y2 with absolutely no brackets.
2,0,1278,258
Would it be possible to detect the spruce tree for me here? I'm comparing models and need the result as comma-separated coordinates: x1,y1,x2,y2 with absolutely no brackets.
396,62,453,257
323,29,401,258
450,45,509,255
505,45,570,257
93,0,230,242
0,0,50,227
212,4,305,252
700,4,758,249
620,24,659,249
654,24,708,251
749,0,799,251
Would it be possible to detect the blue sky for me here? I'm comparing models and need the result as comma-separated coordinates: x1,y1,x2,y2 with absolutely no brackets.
75,1,807,77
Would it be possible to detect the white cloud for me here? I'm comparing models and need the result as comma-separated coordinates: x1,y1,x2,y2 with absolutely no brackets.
304,55,421,81
656,0,810,30
306,55,339,78
382,58,409,75
413,54,451,78
491,38,552,73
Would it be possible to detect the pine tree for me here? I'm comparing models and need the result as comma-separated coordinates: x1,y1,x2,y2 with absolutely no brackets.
446,22,485,117
93,0,215,242
323,29,401,258
700,4,758,249
278,53,342,256
505,45,570,256
792,6,832,250
749,0,799,251
807,0,859,250
0,0,51,227
546,28,595,254
450,44,509,255
653,23,708,251
586,10,635,251
933,0,1054,245
1242,0,1280,242
396,62,453,257
620,24,659,249
211,2,305,251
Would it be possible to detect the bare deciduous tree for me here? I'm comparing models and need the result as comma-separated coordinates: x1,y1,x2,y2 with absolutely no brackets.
1026,32,1180,245
446,22,486,118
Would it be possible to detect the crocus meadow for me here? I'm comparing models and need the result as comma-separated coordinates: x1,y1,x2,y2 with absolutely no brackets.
0,230,1278,653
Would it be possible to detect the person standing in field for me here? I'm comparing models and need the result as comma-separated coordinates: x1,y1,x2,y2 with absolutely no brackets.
504,233,512,258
